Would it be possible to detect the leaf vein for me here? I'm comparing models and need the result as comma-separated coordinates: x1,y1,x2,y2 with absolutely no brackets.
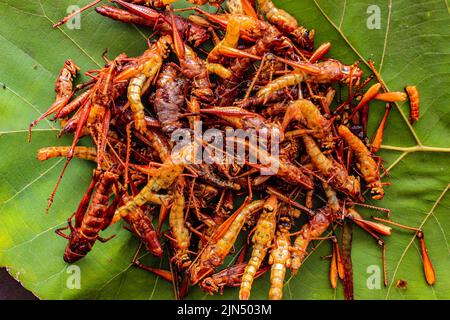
1,158,64,206
312,0,422,146
385,183,449,299
379,0,392,73
37,0,102,68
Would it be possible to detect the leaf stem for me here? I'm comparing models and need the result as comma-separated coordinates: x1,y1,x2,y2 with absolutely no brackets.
382,152,407,178
381,145,450,153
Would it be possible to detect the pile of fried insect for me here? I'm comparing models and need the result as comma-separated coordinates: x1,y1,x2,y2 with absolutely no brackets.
28,0,432,300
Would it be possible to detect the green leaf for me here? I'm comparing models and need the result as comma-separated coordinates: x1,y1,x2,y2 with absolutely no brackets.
0,0,449,300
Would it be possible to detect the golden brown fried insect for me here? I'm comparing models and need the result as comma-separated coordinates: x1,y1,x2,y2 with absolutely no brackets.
201,263,268,295
118,193,163,257
56,170,118,263
216,35,285,107
257,59,362,101
268,216,292,300
370,105,391,154
168,15,214,104
291,207,331,275
237,87,298,109
115,143,194,221
190,164,242,190
116,161,183,213
256,0,314,49
55,90,91,120
121,36,172,133
88,60,118,127
227,136,315,189
208,16,241,65
207,63,233,79
97,2,210,47
169,178,192,269
29,59,79,141
302,135,360,197
154,64,187,134
190,200,265,284
338,125,384,200
37,146,97,162
282,99,334,148
406,85,420,124
322,182,340,215
195,9,293,52
240,195,278,300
